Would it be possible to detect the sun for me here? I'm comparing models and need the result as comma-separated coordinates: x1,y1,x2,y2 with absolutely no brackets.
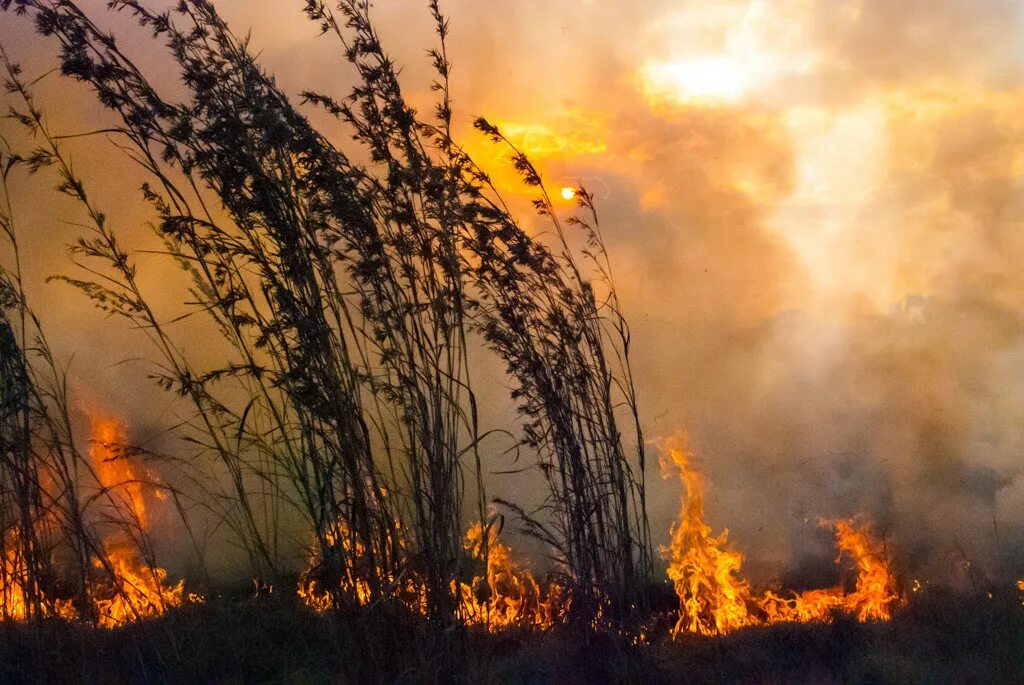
560,186,577,201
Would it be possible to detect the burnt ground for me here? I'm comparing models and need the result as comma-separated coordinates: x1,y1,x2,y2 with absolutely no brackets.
0,584,1022,684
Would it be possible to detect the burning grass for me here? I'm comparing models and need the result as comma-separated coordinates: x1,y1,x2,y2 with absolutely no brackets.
89,548,189,629
86,417,197,628
86,417,197,626
0,0,973,680
299,519,567,631
662,440,903,637
293,441,901,642
457,522,568,631
0,411,200,628
0,420,901,641
0,534,76,622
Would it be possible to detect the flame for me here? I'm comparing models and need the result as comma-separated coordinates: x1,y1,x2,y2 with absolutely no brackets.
90,547,185,628
457,522,565,630
663,442,754,636
89,417,147,528
662,440,902,637
0,544,33,622
299,519,566,631
0,533,77,621
833,519,901,621
87,414,197,627
297,520,376,611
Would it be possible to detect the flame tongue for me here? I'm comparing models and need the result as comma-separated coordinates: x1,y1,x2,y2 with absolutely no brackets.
87,414,193,627
458,522,563,630
833,519,901,622
90,418,147,529
664,443,752,636
662,442,902,637
91,547,185,628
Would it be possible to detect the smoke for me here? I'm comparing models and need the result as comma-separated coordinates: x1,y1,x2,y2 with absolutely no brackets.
3,0,1024,585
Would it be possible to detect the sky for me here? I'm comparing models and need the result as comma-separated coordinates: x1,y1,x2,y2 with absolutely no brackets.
4,0,1024,583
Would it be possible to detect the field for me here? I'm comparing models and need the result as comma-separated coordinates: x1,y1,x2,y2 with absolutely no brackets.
0,1,1021,683
0,586,1021,684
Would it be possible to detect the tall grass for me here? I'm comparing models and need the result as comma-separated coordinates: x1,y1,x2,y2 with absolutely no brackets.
466,122,652,618
0,0,651,630
0,118,176,625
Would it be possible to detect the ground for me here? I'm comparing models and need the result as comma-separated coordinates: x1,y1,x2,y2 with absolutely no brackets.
0,585,1021,684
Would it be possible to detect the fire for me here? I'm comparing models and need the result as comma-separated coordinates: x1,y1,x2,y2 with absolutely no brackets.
87,415,197,627
0,413,192,626
89,418,147,528
299,519,566,631
458,522,564,630
663,441,755,636
662,440,902,637
297,520,376,611
0,533,76,621
833,519,900,621
90,547,186,628
0,544,33,622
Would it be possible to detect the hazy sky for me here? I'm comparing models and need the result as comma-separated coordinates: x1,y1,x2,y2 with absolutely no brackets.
4,0,1024,582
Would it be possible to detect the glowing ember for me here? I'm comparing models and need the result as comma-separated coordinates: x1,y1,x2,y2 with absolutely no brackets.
662,439,902,637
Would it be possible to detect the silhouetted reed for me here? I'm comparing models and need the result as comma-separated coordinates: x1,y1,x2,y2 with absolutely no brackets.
0,0,651,631
0,110,179,625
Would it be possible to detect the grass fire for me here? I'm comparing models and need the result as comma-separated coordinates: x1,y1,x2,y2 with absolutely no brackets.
1,1,1024,683
662,439,901,637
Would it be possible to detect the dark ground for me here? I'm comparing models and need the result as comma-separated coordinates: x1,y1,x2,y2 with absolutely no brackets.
0,584,1022,684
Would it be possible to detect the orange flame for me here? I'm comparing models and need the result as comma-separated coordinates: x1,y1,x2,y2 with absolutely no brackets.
0,533,77,621
87,414,197,627
89,417,147,528
299,519,566,631
457,522,565,630
662,440,902,637
90,547,186,628
297,520,376,611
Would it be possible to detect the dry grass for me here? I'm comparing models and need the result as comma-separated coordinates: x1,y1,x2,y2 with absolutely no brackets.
0,0,651,642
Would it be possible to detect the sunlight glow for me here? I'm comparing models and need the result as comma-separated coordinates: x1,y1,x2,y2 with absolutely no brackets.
638,1,821,106
640,58,751,104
